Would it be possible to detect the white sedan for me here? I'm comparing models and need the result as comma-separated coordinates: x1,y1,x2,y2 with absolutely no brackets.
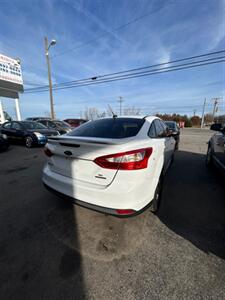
42,116,175,216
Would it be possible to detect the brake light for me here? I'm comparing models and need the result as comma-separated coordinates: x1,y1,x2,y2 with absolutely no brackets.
44,148,54,157
94,147,153,170
116,209,135,215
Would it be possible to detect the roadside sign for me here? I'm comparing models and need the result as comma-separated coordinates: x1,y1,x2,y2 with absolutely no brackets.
0,53,23,98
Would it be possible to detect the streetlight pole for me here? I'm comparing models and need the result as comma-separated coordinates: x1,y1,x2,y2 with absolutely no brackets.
44,37,56,119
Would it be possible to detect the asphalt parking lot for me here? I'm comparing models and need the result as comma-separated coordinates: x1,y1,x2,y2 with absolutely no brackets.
0,128,225,300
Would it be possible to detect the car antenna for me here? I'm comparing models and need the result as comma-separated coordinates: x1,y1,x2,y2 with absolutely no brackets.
108,104,117,119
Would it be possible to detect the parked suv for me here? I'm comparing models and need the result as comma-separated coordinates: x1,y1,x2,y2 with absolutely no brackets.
206,123,225,174
37,119,72,135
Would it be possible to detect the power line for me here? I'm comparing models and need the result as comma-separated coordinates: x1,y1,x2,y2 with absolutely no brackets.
25,49,225,92
24,58,225,94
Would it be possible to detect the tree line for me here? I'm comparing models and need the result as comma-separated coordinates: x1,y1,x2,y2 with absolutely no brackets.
81,106,225,127
156,113,225,127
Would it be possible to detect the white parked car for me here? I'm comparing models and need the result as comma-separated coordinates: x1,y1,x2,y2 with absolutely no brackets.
42,116,176,216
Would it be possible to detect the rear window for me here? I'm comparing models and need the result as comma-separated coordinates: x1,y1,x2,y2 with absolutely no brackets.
67,118,145,139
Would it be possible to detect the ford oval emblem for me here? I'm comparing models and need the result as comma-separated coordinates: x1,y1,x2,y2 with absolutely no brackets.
64,150,72,156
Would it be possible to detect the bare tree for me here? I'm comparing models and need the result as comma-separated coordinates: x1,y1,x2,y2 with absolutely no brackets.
123,106,141,116
215,114,225,124
82,105,141,120
204,113,213,124
83,107,106,120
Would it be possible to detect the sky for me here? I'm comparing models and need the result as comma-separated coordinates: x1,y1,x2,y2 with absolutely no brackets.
0,0,225,119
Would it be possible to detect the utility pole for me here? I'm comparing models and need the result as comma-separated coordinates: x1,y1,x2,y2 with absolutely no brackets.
201,98,206,129
212,97,220,122
193,109,196,117
118,96,124,116
44,37,56,119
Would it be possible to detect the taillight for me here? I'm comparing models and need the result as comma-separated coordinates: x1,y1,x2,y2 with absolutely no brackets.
94,147,153,170
116,209,135,215
44,148,54,157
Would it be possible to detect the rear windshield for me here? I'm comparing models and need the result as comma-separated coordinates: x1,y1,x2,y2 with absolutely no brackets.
67,118,145,139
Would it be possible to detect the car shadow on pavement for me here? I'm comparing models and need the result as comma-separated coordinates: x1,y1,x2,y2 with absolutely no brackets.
157,150,225,260
0,146,86,300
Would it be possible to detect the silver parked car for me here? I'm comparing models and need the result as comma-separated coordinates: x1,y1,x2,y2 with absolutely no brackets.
206,123,225,174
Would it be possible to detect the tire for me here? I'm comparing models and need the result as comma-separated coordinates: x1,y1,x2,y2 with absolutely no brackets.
171,152,175,164
150,176,163,213
0,144,9,152
206,144,213,168
25,136,33,148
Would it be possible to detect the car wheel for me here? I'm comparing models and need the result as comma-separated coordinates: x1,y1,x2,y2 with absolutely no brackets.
171,152,175,164
25,136,33,148
150,177,163,213
206,144,213,167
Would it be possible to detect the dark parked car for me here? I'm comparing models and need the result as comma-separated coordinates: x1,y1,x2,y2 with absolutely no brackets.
206,123,225,174
63,118,87,128
1,121,59,148
165,121,180,149
0,132,10,151
37,119,72,135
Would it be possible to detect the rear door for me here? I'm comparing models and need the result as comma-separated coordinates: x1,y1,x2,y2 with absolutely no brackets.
160,120,175,155
10,122,24,141
154,119,171,167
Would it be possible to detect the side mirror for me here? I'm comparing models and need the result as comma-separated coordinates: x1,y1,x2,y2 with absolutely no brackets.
165,128,172,137
167,128,177,137
210,123,222,131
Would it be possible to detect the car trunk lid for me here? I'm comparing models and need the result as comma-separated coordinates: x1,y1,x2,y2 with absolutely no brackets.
46,136,132,186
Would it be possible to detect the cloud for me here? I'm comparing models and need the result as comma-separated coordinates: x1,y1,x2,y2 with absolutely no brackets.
22,71,48,86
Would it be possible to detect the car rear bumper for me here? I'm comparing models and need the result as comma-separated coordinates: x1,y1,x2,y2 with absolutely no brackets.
42,163,158,213
44,183,153,217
